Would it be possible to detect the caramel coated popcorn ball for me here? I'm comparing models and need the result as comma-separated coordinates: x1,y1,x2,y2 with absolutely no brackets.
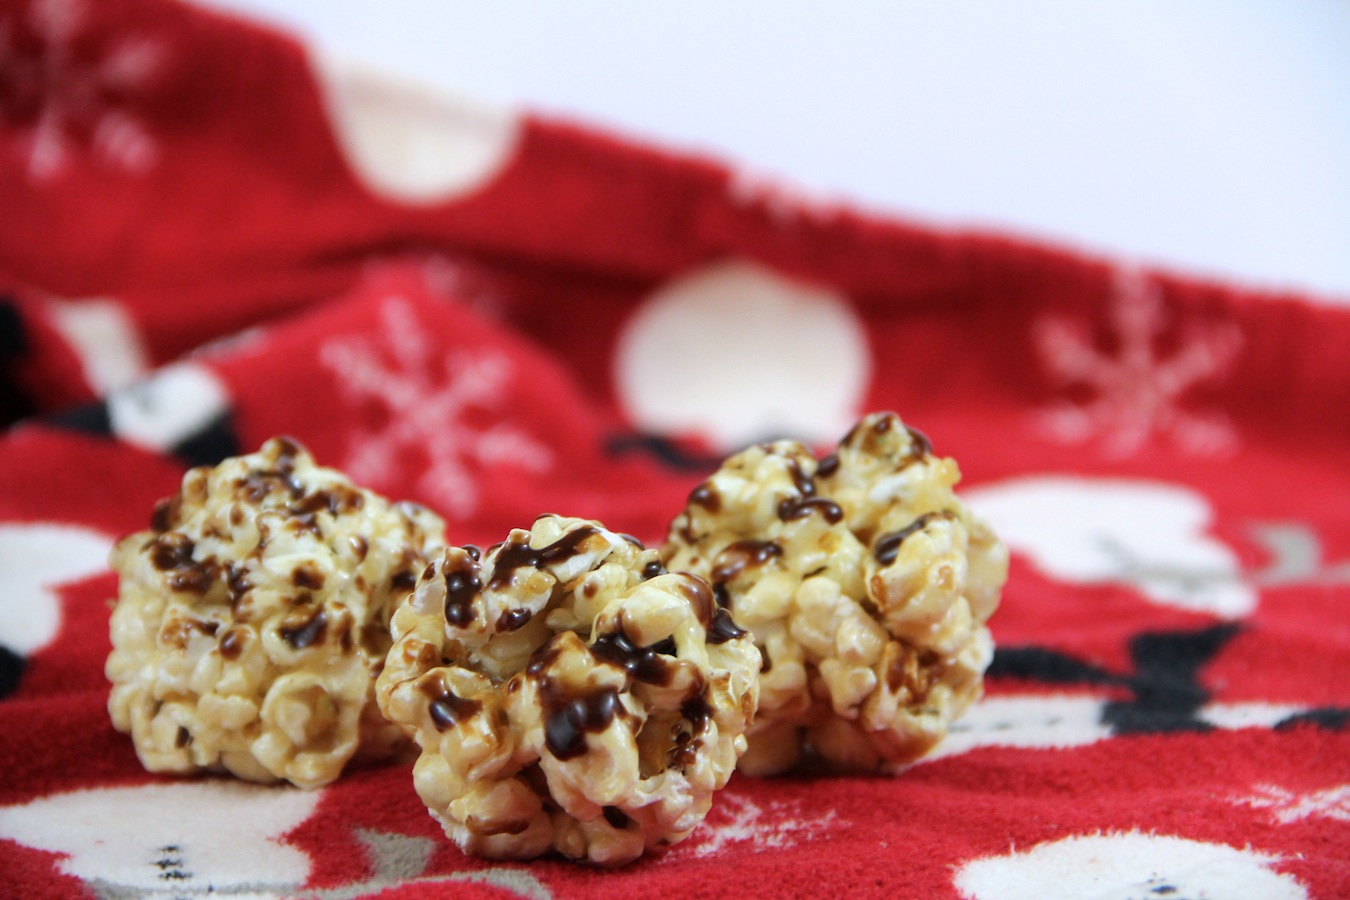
377,514,761,866
662,412,1007,775
106,437,446,789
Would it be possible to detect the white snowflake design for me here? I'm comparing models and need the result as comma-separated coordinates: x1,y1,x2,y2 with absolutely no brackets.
1034,267,1242,457
419,254,510,319
319,296,552,520
0,0,163,182
671,793,837,860
1234,783,1350,825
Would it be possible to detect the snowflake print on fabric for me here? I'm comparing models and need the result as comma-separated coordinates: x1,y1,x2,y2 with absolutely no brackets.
1034,268,1242,457
670,793,837,860
1235,784,1350,825
0,0,164,182
319,296,552,519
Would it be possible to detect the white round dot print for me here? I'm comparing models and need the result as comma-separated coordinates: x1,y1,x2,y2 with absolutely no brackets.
616,259,870,449
310,51,519,205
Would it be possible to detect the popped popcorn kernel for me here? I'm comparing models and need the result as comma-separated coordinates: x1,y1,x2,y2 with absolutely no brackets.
377,514,761,865
663,412,1006,775
106,437,445,789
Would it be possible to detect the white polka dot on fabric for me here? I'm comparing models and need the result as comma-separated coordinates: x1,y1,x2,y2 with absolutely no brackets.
309,51,520,205
954,831,1307,900
0,523,112,656
615,259,870,449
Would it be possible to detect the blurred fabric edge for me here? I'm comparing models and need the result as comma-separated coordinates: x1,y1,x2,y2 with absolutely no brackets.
189,0,1350,303
1,0,1347,453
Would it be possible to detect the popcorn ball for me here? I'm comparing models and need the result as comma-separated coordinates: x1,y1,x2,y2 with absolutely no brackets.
106,437,446,789
377,514,761,866
662,412,1007,775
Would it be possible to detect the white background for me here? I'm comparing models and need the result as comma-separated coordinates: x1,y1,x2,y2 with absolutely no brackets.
197,0,1350,303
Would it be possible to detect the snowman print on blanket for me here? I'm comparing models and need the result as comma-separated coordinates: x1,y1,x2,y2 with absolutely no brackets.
0,522,113,698
0,781,555,899
954,831,1307,900
45,361,240,467
964,475,1255,619
939,474,1350,757
0,781,320,897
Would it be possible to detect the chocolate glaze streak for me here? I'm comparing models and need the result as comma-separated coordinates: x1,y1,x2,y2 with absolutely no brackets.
149,533,195,572
291,486,366,517
670,686,715,768
279,607,328,649
226,563,251,601
487,526,604,591
602,806,631,829
710,540,783,584
498,608,533,632
603,432,725,472
524,639,563,679
783,455,816,498
239,467,305,504
591,630,679,686
840,412,933,463
872,511,955,566
706,607,747,645
681,692,713,736
218,628,245,660
291,562,325,590
421,678,483,732
905,426,933,457
777,496,843,524
349,535,369,563
677,578,715,626
689,483,721,513
442,556,484,627
150,496,181,532
148,533,218,594
544,687,624,760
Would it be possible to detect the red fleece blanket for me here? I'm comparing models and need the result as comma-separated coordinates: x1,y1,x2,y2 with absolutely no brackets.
2,0,1348,897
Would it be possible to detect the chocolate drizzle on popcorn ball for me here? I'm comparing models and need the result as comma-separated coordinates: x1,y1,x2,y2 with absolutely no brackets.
376,514,761,866
106,437,446,789
662,412,1007,775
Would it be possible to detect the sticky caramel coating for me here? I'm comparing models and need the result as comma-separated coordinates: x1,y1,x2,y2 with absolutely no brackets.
377,515,761,866
662,411,1007,775
106,437,446,789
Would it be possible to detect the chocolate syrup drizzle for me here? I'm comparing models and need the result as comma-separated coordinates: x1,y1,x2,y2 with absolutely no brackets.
872,511,954,566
